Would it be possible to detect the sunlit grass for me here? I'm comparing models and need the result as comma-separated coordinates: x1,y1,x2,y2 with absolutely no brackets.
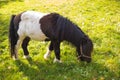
0,0,120,80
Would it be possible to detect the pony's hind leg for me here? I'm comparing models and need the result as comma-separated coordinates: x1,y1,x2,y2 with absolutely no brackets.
22,37,30,58
13,37,23,60
11,39,18,60
44,41,53,60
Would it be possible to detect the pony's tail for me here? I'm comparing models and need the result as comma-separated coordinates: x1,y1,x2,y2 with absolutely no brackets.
9,15,17,58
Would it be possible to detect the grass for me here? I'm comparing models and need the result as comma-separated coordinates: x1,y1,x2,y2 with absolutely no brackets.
0,0,120,80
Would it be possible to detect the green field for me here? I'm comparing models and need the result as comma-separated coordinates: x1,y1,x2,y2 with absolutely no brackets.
0,0,120,80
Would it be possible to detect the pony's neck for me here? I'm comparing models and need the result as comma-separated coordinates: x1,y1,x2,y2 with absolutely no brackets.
63,25,85,47
56,15,86,47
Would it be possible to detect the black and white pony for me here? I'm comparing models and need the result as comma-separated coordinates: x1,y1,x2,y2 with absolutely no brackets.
9,11,93,63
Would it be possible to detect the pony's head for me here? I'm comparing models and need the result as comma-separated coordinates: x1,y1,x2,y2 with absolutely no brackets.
78,37,93,63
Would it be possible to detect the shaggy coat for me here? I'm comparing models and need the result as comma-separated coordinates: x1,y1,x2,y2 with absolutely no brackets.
9,11,93,63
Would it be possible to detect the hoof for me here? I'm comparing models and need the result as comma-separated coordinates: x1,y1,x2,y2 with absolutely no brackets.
12,56,18,60
44,53,51,60
23,55,30,59
44,49,52,60
44,54,48,60
53,58,62,63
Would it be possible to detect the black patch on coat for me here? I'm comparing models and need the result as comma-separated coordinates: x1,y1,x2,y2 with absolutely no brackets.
40,13,93,62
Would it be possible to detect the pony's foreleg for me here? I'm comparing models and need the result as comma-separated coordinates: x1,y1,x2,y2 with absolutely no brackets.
53,41,62,63
44,41,53,60
22,37,30,59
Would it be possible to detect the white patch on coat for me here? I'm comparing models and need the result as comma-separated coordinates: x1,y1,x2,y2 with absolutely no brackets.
18,11,49,41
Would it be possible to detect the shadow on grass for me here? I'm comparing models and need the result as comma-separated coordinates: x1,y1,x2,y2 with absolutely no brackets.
15,59,45,80
14,59,119,80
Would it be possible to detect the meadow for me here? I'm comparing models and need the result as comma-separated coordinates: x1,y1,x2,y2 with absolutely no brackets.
0,0,120,80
